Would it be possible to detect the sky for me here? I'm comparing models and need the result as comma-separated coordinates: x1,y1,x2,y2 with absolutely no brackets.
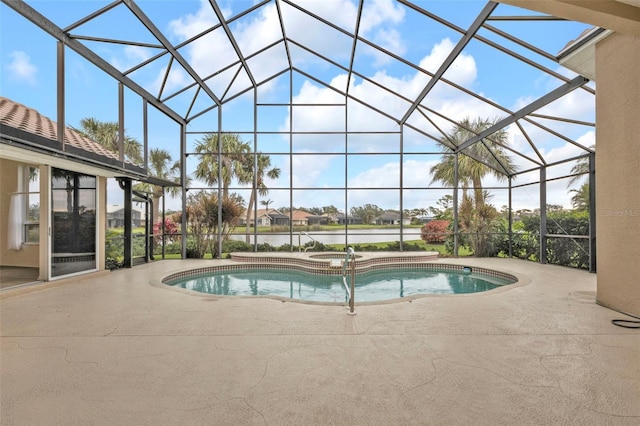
0,0,596,214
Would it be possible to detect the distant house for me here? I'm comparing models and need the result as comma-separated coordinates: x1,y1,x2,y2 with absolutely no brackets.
415,216,435,224
336,214,364,225
307,214,328,225
290,209,310,226
289,209,329,226
375,211,411,225
107,205,144,228
268,211,290,226
322,212,339,224
243,209,289,227
375,211,400,225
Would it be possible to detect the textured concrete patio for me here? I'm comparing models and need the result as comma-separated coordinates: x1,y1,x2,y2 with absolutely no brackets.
1,257,638,425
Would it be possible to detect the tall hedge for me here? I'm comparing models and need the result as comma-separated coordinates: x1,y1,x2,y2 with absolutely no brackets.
512,210,590,270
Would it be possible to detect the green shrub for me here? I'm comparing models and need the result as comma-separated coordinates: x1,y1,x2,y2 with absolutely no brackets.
514,210,590,269
222,240,253,253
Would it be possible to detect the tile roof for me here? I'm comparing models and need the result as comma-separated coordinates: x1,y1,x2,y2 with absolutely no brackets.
291,209,313,220
0,96,121,161
244,208,286,218
255,208,277,217
377,211,401,220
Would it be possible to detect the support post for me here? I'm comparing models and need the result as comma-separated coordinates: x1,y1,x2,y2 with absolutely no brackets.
343,103,348,250
118,83,125,164
148,197,154,261
162,186,166,259
453,153,459,257
143,199,150,262
120,178,133,268
253,88,258,250
56,42,65,151
539,166,547,264
143,99,148,171
508,176,513,258
588,152,596,273
216,109,223,259
180,125,187,260
399,125,404,251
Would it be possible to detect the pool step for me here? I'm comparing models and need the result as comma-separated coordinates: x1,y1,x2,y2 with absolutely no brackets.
329,259,342,268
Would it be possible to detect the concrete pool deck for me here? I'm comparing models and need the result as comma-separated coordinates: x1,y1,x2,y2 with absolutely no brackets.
1,257,638,425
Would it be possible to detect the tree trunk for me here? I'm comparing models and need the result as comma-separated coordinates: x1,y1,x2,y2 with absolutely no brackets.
153,194,161,229
245,188,256,243
472,176,483,211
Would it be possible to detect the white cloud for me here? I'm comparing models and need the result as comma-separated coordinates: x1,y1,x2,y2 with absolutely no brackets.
159,0,412,99
419,38,476,87
292,155,333,188
278,36,486,189
485,129,595,209
294,0,359,32
158,2,595,212
259,0,406,71
148,65,191,98
168,0,223,41
234,4,285,56
360,0,405,33
510,69,595,147
109,45,155,74
6,51,37,85
165,1,238,94
345,158,444,209
349,161,399,188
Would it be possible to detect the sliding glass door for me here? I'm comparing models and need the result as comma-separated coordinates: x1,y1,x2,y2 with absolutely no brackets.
51,168,96,278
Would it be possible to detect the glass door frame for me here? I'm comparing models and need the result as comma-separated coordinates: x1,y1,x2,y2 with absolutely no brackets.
48,166,100,280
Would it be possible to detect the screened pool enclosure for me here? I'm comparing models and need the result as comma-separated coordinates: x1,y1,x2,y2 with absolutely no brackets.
1,0,597,271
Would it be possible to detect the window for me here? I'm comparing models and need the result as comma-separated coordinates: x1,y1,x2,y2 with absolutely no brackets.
24,166,39,244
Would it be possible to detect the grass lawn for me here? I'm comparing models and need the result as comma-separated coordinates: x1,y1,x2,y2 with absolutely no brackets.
155,240,471,259
323,240,471,256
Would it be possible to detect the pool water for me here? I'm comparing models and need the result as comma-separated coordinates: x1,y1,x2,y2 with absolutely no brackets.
169,268,512,302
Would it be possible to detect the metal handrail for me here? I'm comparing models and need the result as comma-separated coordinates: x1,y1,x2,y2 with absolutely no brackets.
341,275,351,300
342,247,356,315
298,231,317,252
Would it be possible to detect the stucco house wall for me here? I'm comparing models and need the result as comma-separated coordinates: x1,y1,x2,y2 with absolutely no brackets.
0,158,39,268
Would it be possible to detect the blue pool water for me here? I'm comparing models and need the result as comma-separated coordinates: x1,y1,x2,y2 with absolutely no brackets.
168,268,513,302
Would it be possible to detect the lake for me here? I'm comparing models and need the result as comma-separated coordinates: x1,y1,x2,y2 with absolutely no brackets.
230,228,424,247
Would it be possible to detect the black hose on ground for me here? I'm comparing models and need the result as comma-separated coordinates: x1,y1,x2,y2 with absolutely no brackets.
611,312,640,329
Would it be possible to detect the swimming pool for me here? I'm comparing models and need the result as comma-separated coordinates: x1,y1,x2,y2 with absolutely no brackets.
165,266,516,303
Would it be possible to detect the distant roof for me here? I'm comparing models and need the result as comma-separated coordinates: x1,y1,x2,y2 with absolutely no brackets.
106,204,145,214
377,211,401,220
291,209,313,220
248,208,286,218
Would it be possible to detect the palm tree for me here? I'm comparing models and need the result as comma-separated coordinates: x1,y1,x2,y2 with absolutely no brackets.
430,117,516,256
133,148,184,224
74,117,143,165
570,183,590,211
430,117,516,210
261,198,273,213
567,145,594,188
193,133,252,200
244,154,281,242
